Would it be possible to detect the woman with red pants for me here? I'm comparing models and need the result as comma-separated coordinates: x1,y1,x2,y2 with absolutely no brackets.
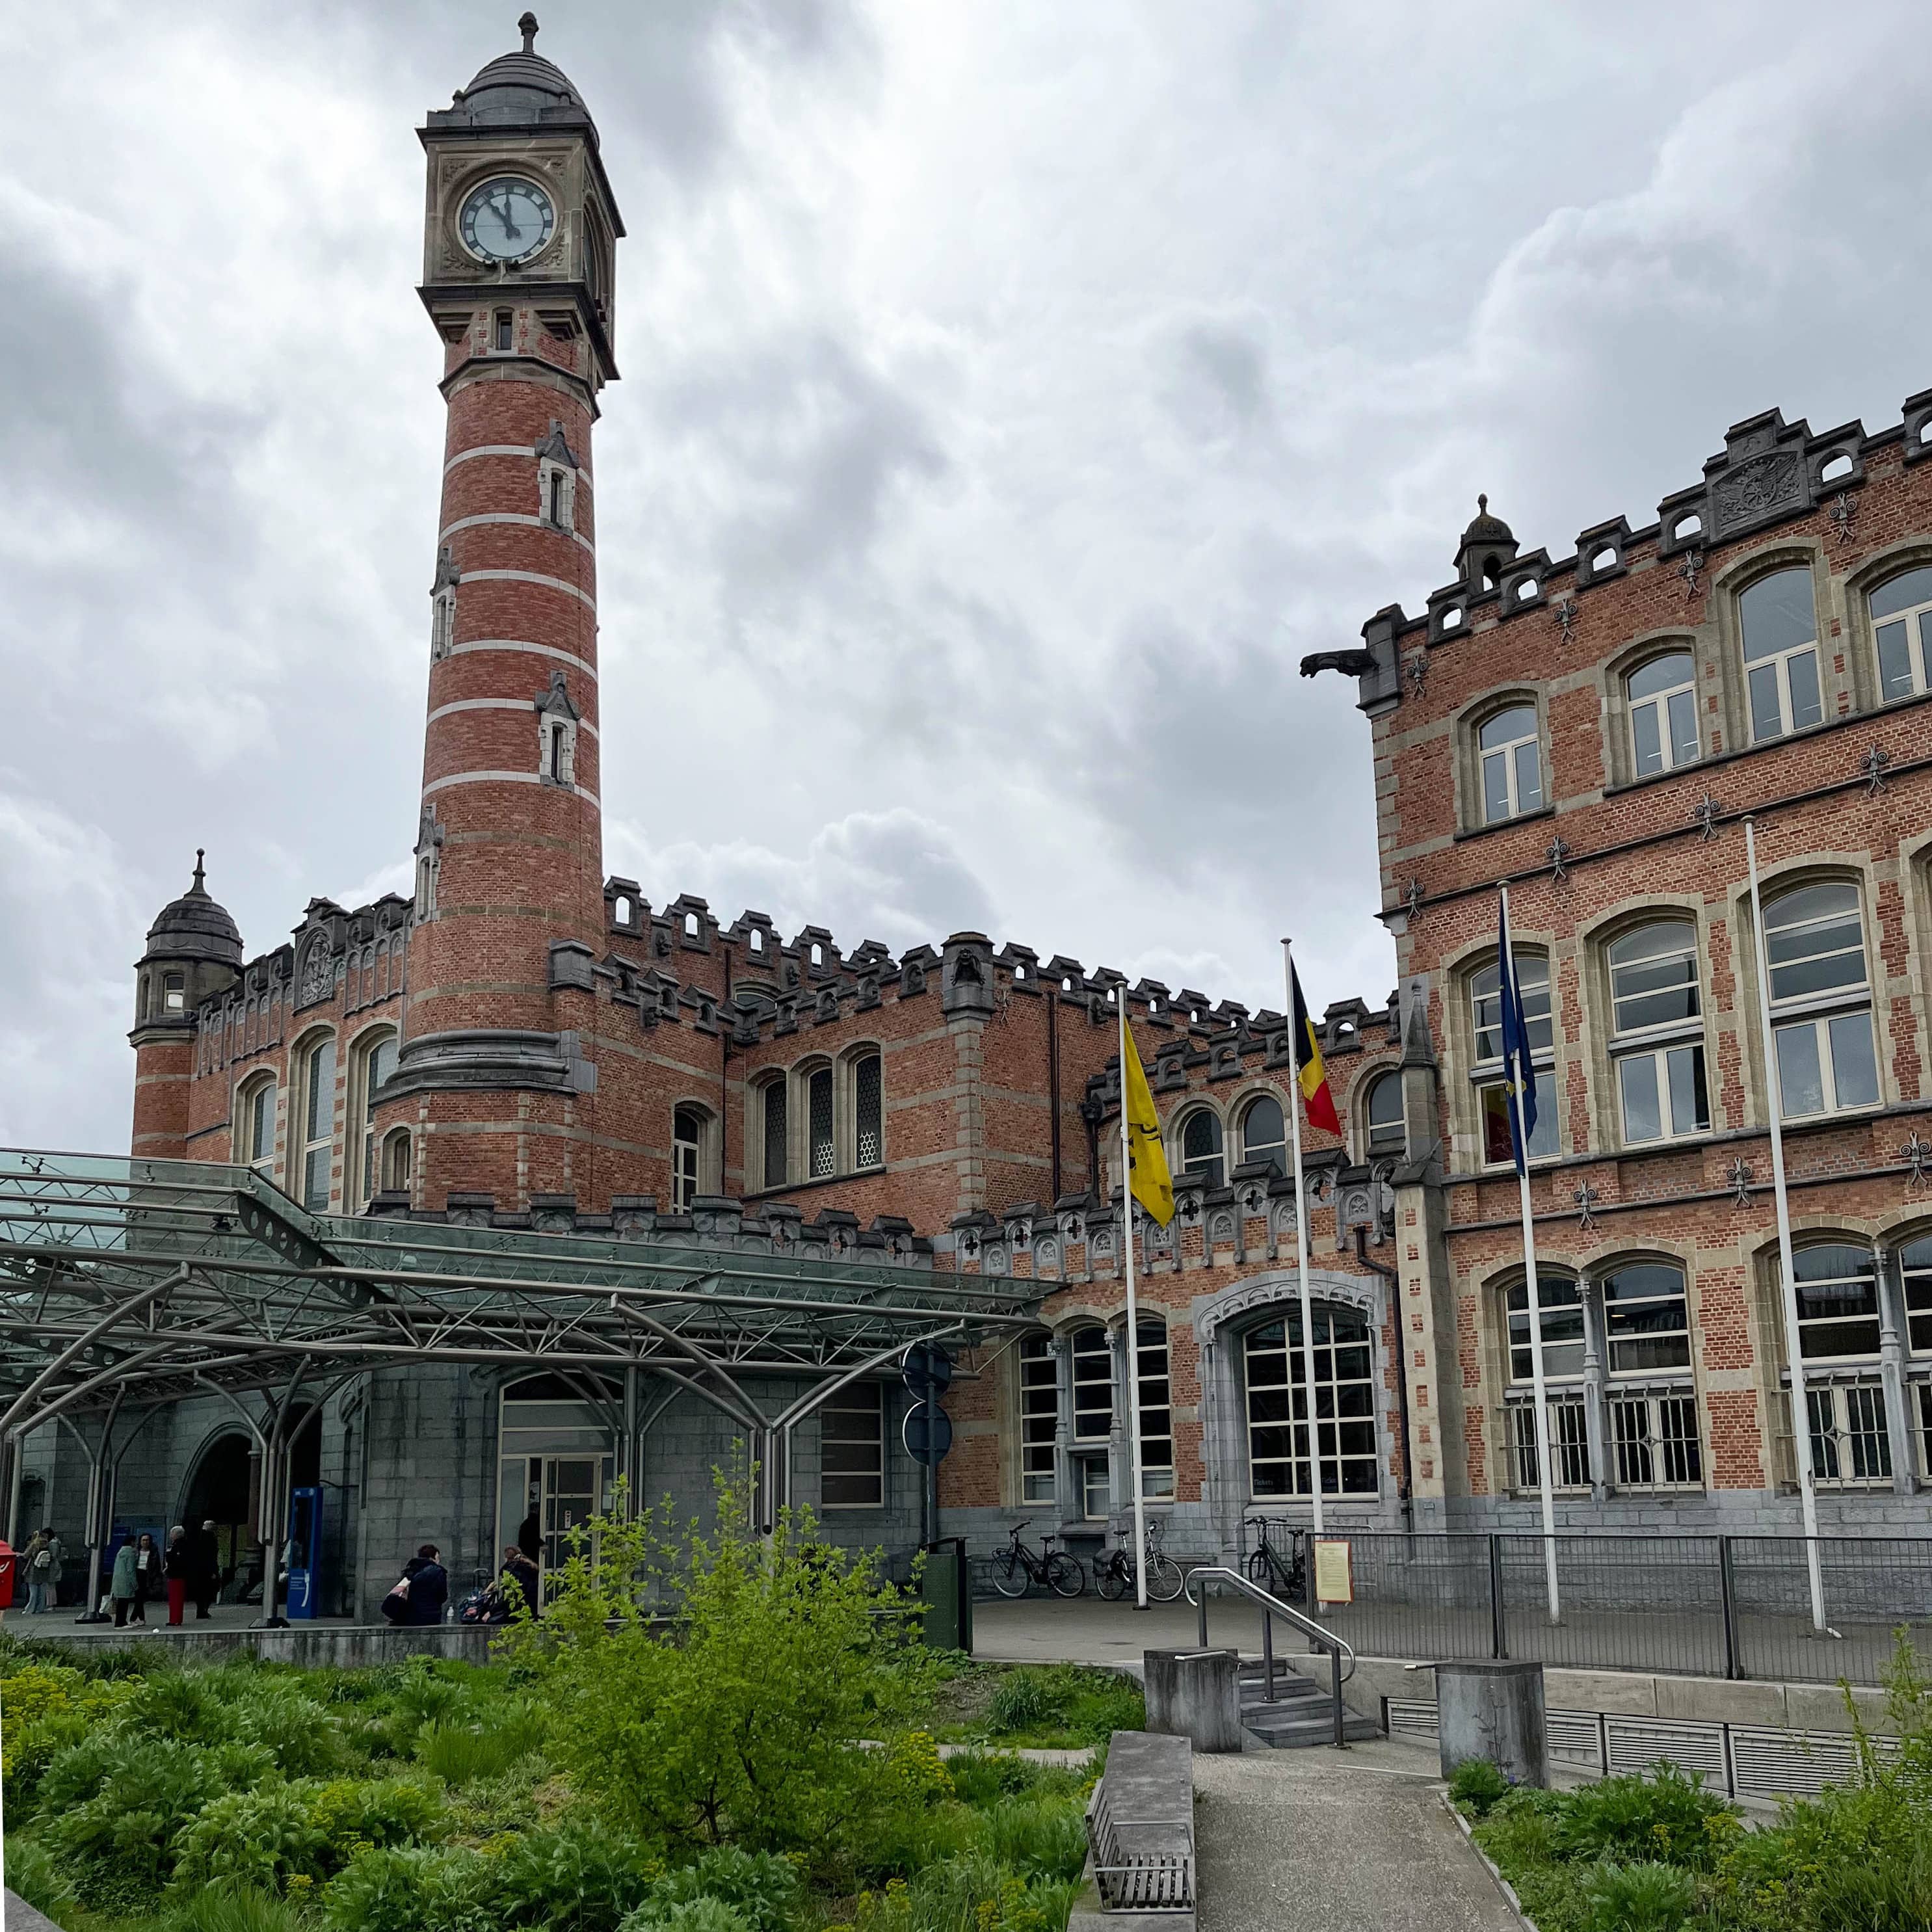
163,1524,191,1626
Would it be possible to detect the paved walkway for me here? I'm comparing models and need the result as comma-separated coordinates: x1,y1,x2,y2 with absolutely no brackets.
1193,1748,1522,1932
974,1594,1274,1666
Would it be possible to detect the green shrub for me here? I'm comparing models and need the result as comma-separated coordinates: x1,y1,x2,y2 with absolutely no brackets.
319,1844,491,1932
4,1834,82,1924
622,1901,752,1932
172,1784,329,1896
849,1853,1078,1932
644,1848,800,1932
1555,1763,1735,1871
981,1795,1088,1882
418,1718,536,1786
228,1681,345,1777
986,1670,1067,1734
125,1669,239,1745
941,1751,1045,1808
488,1818,663,1931
1578,1860,1698,1932
167,1882,306,1932
1447,1756,1511,1818
309,1773,447,1859
981,1665,1141,1745
40,1731,232,1894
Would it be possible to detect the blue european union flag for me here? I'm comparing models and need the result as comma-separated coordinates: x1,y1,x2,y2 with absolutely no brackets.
1498,893,1539,1178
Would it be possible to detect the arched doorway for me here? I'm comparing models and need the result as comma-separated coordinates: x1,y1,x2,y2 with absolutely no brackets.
181,1431,257,1604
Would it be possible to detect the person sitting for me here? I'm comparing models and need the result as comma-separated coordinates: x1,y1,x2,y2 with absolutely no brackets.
500,1543,541,1621
399,1543,449,1626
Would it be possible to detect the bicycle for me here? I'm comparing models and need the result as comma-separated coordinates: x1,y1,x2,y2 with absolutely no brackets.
1094,1520,1185,1603
1246,1517,1306,1601
990,1521,1085,1598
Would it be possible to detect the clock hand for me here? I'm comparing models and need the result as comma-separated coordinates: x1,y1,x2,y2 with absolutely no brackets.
496,196,522,241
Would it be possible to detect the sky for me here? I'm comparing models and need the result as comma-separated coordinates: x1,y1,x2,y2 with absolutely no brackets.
3,0,1930,1154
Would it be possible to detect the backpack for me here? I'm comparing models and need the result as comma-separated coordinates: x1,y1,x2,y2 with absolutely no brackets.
380,1573,412,1624
32,1546,51,1572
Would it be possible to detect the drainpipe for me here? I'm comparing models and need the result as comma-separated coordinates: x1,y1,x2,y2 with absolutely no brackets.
1354,1224,1412,1537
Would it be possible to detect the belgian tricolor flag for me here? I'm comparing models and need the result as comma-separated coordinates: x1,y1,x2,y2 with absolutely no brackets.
1289,960,1343,1135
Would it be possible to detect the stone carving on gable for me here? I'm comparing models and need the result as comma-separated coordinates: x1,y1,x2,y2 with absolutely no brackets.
1711,451,1803,538
296,935,334,1009
1195,1268,1381,1347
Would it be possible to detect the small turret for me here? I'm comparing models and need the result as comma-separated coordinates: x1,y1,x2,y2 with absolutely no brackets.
1454,494,1518,592
133,851,243,1032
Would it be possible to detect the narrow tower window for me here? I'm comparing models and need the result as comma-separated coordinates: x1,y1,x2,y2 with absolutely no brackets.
672,1105,704,1212
494,309,513,352
854,1052,883,1167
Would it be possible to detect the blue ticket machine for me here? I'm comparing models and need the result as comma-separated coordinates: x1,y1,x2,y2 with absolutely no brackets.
285,1487,323,1619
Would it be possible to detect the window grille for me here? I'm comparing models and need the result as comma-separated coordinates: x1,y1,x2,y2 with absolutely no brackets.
1808,1384,1892,1487
1244,1306,1379,1498
1609,1393,1702,1490
820,1382,884,1507
1134,1318,1174,1498
1507,1397,1591,1493
808,1068,834,1178
854,1053,883,1167
1020,1335,1057,1504
761,1081,787,1189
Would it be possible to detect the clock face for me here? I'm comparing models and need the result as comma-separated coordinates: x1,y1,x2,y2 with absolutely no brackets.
458,176,557,265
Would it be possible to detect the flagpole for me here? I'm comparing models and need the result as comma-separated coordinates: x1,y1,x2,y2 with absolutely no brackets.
1500,885,1560,1625
1118,1002,1150,1611
1744,817,1827,1633
1282,939,1325,1597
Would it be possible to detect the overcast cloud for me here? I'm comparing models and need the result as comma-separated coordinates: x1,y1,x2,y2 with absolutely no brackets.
3,0,1928,1152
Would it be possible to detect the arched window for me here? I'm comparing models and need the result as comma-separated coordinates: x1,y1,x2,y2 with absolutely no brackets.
353,1030,399,1210
1790,1243,1890,1487
1070,1326,1113,1519
1477,704,1542,823
759,1078,787,1190
1363,1071,1404,1161
1502,1275,1588,1491
297,1035,336,1211
1238,1094,1285,1176
1243,1306,1377,1498
853,1052,884,1167
1601,1260,1691,1373
808,1066,835,1178
1600,1260,1700,1490
380,1127,412,1195
1608,921,1708,1145
1178,1108,1224,1189
1626,651,1699,774
1131,1317,1174,1499
1870,565,1932,701
1018,1334,1057,1505
1470,957,1557,1164
1762,881,1878,1118
1903,1236,1932,1356
671,1104,705,1211
238,1077,276,1178
1740,568,1821,741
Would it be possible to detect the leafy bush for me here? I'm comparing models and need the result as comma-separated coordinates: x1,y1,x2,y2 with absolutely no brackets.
1554,1762,1735,1870
1578,1860,1698,1932
318,1845,490,1932
940,1751,1046,1808
487,1818,663,1931
986,1671,1063,1734
1447,1756,1511,1818
639,1849,801,1932
5,1833,82,1924
40,1731,235,1896
981,1665,1142,1746
847,1853,1078,1932
172,1784,329,1896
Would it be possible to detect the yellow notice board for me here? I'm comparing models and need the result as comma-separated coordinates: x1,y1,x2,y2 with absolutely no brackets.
1312,1537,1353,1605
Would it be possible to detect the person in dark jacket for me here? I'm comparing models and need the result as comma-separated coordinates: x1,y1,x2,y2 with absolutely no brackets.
191,1518,220,1618
500,1544,540,1621
401,1544,449,1626
163,1525,192,1626
129,1531,164,1623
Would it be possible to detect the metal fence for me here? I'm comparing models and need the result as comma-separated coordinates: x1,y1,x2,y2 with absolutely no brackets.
1256,1529,1932,1686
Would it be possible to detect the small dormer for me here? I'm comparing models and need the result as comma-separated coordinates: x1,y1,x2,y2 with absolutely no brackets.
1453,495,1518,594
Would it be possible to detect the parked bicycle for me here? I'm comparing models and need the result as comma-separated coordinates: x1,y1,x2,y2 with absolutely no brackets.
990,1520,1085,1598
1246,1517,1306,1600
1094,1520,1185,1602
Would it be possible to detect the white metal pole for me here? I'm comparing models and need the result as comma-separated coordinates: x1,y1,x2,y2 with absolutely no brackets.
1744,816,1828,1632
1500,886,1561,1624
1282,940,1326,1602
1119,1003,1149,1611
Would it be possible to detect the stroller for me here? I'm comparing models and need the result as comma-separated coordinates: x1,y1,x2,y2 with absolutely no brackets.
455,1579,514,1626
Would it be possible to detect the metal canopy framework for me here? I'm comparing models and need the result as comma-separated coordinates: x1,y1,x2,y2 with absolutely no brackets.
0,1150,1041,1607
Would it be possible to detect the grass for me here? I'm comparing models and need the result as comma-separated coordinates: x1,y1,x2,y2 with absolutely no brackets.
921,1662,1143,1751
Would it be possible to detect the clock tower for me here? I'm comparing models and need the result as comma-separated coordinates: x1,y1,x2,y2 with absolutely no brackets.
382,14,624,1209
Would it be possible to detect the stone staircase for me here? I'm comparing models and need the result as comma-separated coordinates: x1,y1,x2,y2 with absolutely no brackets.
1237,1658,1383,1749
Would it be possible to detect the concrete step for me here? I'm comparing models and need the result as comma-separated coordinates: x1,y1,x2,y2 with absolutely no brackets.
1240,1699,1384,1749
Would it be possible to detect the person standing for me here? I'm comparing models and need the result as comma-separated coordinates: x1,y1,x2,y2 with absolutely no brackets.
191,1518,220,1619
110,1538,139,1628
500,1543,540,1621
163,1526,191,1626
129,1532,164,1624
21,1527,61,1615
401,1544,449,1626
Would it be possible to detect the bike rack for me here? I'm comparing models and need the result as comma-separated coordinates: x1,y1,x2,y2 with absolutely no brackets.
1184,1564,1356,1750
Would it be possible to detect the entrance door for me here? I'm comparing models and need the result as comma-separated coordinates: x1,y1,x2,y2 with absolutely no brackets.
497,1377,617,1595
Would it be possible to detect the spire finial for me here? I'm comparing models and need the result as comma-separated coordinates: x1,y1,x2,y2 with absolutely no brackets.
192,849,206,893
519,10,538,53
1477,493,1488,514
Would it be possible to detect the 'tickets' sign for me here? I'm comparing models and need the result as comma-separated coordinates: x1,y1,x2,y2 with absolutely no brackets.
1312,1537,1354,1606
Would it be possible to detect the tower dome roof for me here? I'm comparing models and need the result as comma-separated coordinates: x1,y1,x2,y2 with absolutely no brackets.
1459,494,1515,548
141,852,243,968
445,13,596,133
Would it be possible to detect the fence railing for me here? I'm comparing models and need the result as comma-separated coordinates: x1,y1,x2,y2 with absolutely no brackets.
1299,1531,1932,1686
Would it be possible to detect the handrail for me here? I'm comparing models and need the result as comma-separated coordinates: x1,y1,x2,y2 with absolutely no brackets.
1182,1565,1356,1681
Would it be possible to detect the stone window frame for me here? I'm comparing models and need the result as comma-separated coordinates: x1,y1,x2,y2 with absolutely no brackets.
1442,931,1564,1171
233,1068,279,1178
837,1041,886,1174
289,1026,339,1212
346,1022,401,1213
1732,858,1888,1129
536,451,577,534
379,1125,413,1198
1169,1099,1228,1189
1841,536,1932,713
1236,1299,1381,1503
1358,1066,1405,1165
1576,895,1715,1154
1708,540,1839,753
748,1070,789,1192
1228,1083,1287,1178
1599,629,1709,787
1453,685,1551,836
668,1100,721,1211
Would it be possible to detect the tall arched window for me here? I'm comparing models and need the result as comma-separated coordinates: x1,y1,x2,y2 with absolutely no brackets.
297,1035,336,1211
1762,881,1878,1118
1608,920,1708,1145
380,1128,412,1196
1871,564,1932,702
1018,1334,1057,1505
1502,1275,1588,1491
1070,1326,1113,1518
237,1077,276,1178
1363,1070,1404,1161
1178,1109,1224,1189
1600,1260,1700,1490
1131,1317,1174,1499
1740,568,1821,741
1237,1094,1285,1176
1790,1243,1890,1486
1626,651,1699,774
759,1078,787,1190
1477,704,1542,823
353,1030,399,1210
672,1105,705,1211
1470,956,1557,1164
1903,1236,1932,1356
808,1067,835,1178
853,1052,884,1168
1243,1306,1377,1498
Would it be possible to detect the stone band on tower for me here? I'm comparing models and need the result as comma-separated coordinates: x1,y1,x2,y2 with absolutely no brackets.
379,16,624,1209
